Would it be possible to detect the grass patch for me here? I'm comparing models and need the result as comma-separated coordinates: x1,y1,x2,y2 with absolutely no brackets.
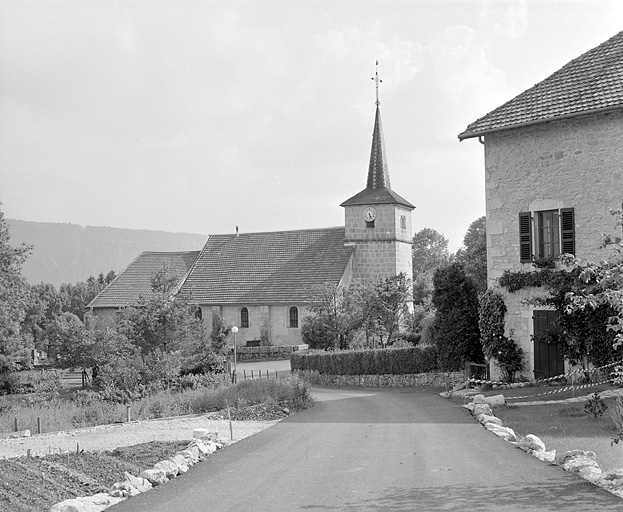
0,375,313,436
495,396,623,472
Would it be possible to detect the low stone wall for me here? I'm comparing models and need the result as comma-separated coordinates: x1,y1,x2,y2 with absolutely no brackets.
237,345,307,362
294,370,465,388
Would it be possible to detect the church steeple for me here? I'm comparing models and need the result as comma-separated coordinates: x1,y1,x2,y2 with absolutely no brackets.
340,61,414,283
340,62,413,209
366,106,391,190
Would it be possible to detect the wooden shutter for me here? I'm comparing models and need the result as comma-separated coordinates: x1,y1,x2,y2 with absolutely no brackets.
519,212,532,263
561,208,575,255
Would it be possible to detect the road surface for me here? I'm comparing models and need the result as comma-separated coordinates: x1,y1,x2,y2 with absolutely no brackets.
110,386,622,511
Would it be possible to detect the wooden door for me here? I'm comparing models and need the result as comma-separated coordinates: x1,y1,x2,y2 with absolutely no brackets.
533,310,564,379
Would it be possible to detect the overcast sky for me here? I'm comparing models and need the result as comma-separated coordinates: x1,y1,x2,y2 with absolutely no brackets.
1,1,621,252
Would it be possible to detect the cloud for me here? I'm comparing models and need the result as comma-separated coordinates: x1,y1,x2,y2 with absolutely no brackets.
478,0,528,40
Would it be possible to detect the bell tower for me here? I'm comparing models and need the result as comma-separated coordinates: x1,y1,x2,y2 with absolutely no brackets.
340,62,415,282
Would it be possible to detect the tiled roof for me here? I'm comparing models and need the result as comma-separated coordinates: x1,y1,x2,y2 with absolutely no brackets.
459,30,623,140
87,251,200,308
341,187,415,209
180,227,354,305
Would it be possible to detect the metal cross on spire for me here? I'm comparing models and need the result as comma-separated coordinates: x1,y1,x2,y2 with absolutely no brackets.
371,60,382,106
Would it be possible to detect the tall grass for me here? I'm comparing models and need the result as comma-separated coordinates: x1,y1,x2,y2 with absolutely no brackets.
0,375,312,436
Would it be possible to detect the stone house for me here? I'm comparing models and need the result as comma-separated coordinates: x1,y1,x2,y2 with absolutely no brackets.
88,99,415,346
459,30,623,379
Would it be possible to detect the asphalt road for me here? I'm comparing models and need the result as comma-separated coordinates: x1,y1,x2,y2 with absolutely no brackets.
110,386,623,511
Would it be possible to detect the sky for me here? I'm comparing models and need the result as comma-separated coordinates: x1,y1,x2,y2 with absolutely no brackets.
1,1,622,252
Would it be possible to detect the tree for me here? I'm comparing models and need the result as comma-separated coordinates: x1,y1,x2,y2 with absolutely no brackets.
432,262,483,370
412,228,450,304
0,206,34,375
42,312,93,370
117,268,203,355
59,274,113,321
454,216,487,294
368,273,412,346
89,328,145,397
22,283,64,350
306,282,353,349
304,275,413,350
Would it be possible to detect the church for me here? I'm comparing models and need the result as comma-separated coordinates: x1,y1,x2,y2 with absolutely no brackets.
87,76,415,346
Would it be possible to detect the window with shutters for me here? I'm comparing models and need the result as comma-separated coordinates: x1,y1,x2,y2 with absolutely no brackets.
537,210,560,259
519,208,575,263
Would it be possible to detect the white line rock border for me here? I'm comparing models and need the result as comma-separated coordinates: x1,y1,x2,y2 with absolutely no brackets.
49,430,227,512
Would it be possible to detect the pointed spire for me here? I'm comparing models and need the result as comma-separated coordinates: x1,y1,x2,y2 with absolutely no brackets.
367,62,391,190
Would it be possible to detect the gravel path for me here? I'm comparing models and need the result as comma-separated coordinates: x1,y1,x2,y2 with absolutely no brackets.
0,414,280,459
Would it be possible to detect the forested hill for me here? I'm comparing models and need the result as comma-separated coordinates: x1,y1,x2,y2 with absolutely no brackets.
7,219,207,287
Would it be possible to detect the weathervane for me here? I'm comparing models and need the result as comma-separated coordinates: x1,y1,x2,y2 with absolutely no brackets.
371,60,382,106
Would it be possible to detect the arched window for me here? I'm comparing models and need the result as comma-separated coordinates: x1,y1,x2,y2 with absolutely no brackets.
289,306,299,328
241,307,249,328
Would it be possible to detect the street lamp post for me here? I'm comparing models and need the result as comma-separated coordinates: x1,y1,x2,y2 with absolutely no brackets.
231,326,238,383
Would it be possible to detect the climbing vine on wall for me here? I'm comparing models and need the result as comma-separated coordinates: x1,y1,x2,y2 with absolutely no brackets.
498,262,619,368
478,289,524,382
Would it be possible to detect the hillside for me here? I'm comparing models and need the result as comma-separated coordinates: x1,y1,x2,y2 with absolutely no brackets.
7,219,207,286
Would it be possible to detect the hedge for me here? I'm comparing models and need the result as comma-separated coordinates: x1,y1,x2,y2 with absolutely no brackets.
290,346,438,376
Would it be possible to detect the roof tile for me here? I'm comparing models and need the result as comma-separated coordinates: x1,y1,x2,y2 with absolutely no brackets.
180,227,354,305
459,30,623,139
88,251,200,308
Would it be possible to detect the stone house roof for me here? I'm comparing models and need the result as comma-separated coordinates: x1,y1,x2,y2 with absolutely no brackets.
179,227,354,305
87,251,200,309
459,30,623,140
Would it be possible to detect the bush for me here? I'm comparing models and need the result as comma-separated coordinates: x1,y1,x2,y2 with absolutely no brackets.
290,346,438,376
0,373,22,395
301,315,335,350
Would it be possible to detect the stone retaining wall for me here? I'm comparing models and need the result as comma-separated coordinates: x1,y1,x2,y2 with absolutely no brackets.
294,370,465,388
236,345,307,361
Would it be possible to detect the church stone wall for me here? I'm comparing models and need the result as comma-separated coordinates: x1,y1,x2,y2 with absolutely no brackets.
200,304,310,346
484,110,623,379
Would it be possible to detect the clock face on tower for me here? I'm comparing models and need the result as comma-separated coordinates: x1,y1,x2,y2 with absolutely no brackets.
362,206,377,222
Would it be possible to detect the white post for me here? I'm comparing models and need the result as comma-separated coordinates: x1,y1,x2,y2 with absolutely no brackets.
232,326,238,383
